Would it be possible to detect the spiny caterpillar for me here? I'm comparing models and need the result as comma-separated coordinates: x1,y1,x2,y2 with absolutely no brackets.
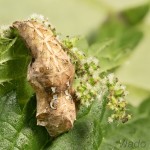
13,19,76,137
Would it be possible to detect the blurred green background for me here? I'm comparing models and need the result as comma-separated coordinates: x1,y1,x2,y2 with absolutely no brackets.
0,0,150,106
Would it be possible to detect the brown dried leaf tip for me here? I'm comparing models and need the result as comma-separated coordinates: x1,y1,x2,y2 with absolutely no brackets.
13,20,76,137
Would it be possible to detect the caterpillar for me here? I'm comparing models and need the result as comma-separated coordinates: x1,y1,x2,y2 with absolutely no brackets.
13,20,76,137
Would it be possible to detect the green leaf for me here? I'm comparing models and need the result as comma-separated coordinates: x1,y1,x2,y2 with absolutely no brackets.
0,92,50,150
87,16,143,72
116,24,150,91
0,36,33,107
100,97,150,150
120,3,149,25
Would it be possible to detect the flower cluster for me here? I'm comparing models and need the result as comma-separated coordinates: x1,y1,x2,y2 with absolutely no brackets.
62,37,131,123
102,73,131,123
75,56,101,106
